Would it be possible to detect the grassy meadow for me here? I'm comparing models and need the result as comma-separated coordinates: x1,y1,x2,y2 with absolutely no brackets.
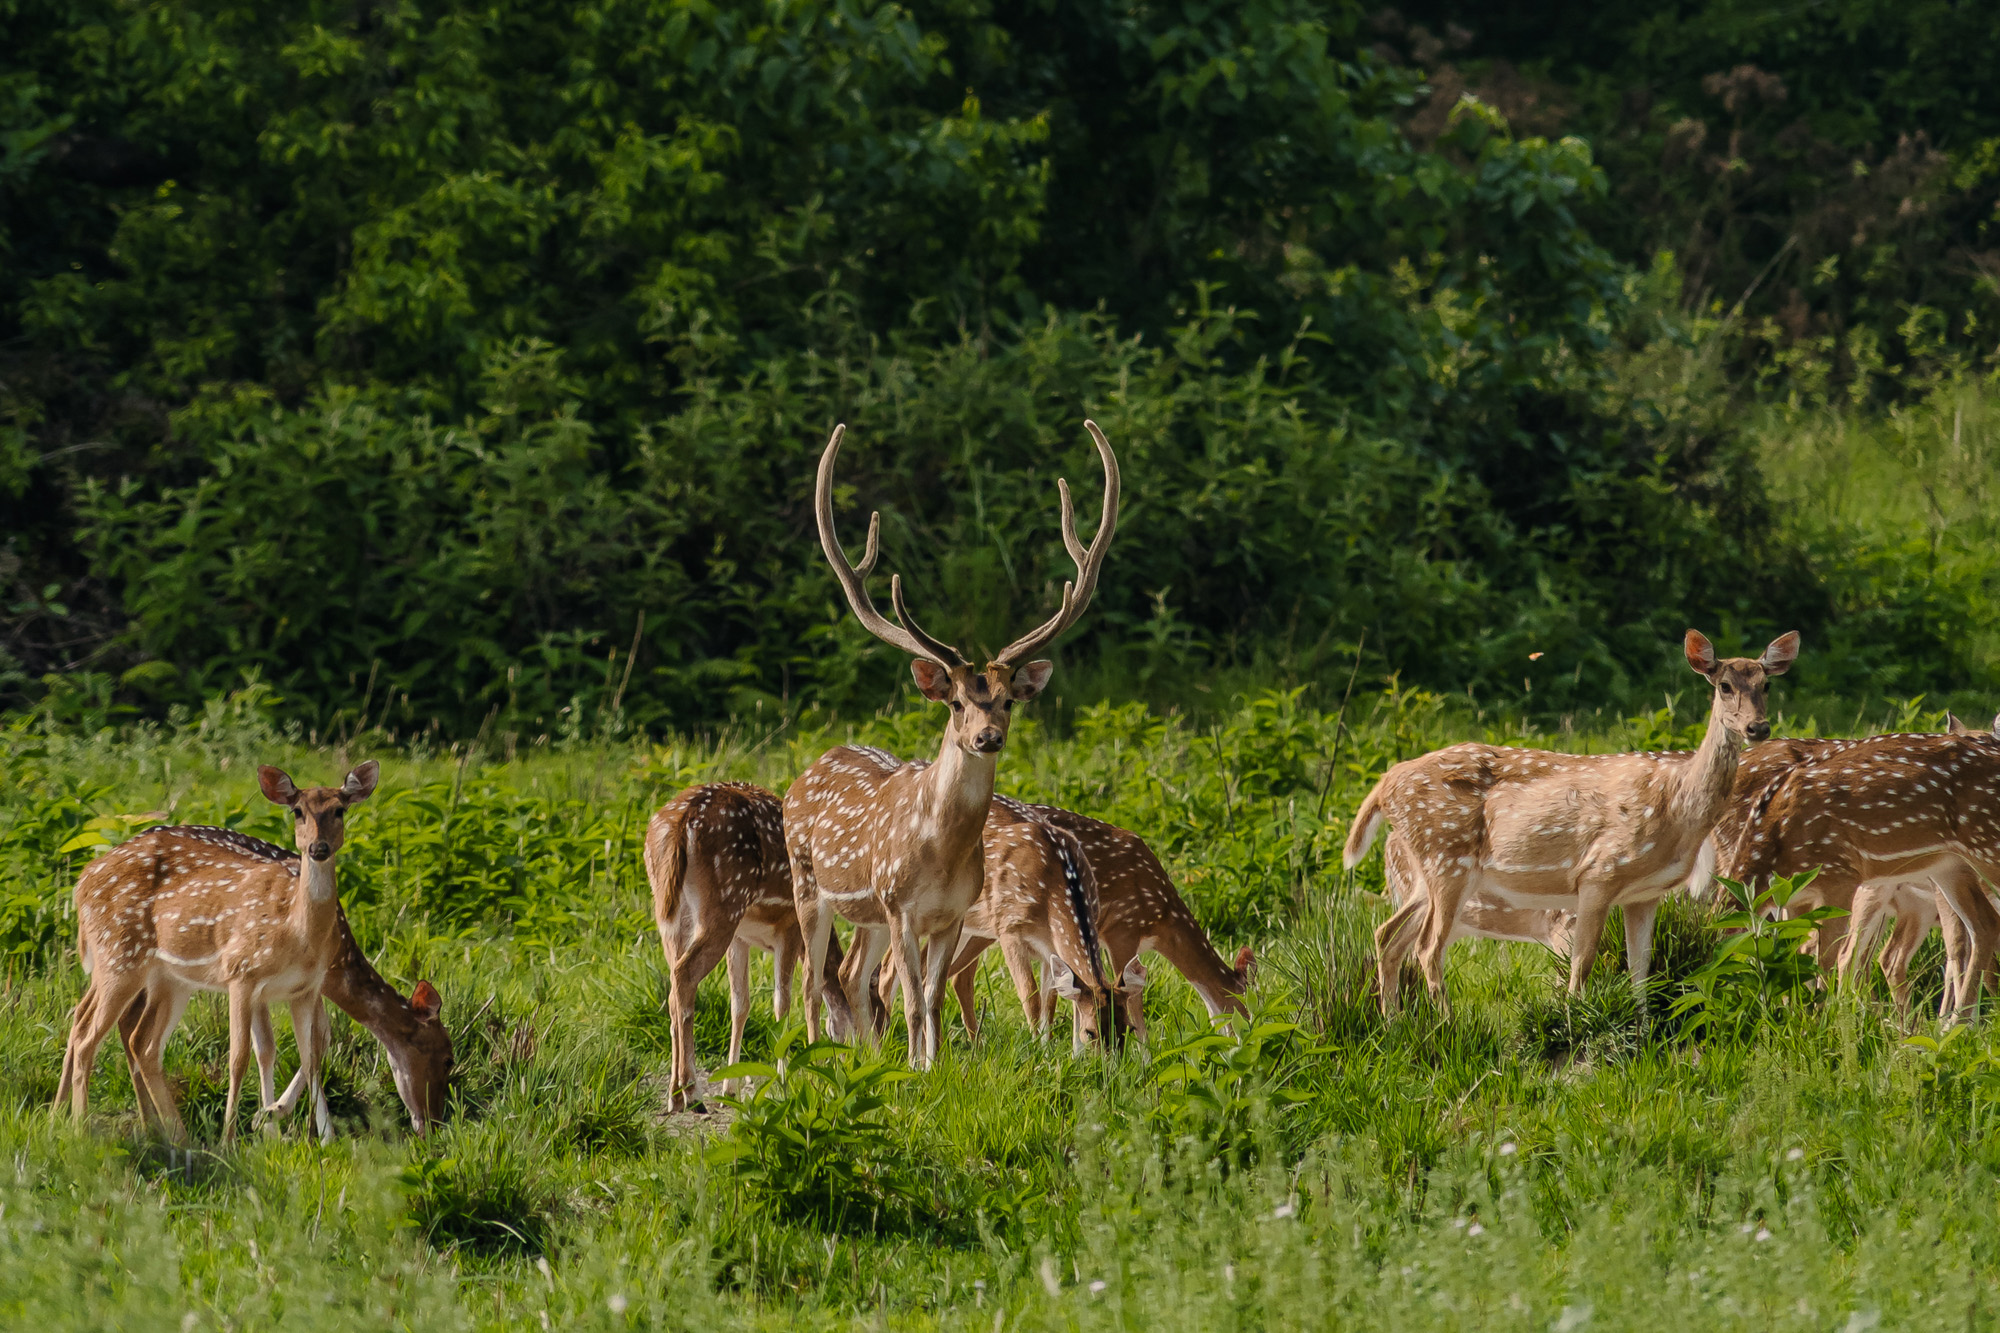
7,680,2000,1330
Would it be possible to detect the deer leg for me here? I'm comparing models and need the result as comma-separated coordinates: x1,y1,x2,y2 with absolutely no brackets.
947,936,994,1041
921,921,963,1066
128,988,191,1141
63,971,146,1125
889,914,926,1069
249,1005,281,1132
286,996,333,1143
1880,906,1926,1023
1566,886,1615,996
1415,865,1474,1017
724,938,752,1094
997,935,1045,1036
222,985,258,1146
1622,898,1661,1001
793,858,832,1043
669,925,737,1111
1373,896,1428,1018
1836,885,1891,993
845,926,891,1045
56,985,103,1118
1936,884,1969,1020
772,928,799,1024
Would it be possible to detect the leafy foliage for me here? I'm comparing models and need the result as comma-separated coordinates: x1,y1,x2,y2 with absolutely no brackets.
1668,872,1844,1038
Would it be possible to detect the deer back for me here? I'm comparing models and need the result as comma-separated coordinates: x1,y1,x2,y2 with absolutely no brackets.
76,827,320,987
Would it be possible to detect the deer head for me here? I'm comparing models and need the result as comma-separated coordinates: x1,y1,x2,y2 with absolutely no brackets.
815,422,1119,756
391,979,452,1134
1684,630,1799,743
1946,712,2000,737
259,761,380,873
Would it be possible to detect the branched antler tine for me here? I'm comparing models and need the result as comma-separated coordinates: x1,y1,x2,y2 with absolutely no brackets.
890,575,969,668
813,424,965,667
994,421,1120,666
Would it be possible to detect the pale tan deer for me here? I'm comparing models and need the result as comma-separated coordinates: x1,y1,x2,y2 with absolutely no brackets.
786,421,1117,1068
644,782,855,1110
1345,630,1799,1016
1727,727,2000,1021
1371,830,1575,1013
57,763,379,1142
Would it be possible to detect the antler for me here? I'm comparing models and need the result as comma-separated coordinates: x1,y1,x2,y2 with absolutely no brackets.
815,424,968,669
993,420,1121,667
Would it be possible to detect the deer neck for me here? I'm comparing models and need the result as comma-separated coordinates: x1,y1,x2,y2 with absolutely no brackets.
320,919,409,1039
292,855,343,940
1669,701,1741,830
922,738,999,851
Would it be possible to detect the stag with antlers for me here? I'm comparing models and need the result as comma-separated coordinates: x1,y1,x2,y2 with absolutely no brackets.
786,421,1118,1068
57,763,379,1142
1345,631,1799,1016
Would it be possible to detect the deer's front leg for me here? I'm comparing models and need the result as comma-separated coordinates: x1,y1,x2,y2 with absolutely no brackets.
921,920,963,1065
724,938,751,1094
1621,898,1661,999
250,1005,281,1132
222,985,258,1146
792,853,833,1043
1567,885,1615,997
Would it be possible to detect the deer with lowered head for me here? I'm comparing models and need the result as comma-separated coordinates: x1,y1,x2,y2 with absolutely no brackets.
57,762,379,1142
1344,630,1799,1016
1725,717,2000,1022
785,421,1118,1068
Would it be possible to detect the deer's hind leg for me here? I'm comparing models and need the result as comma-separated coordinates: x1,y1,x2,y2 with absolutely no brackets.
61,968,148,1125
1837,883,1895,993
125,988,191,1140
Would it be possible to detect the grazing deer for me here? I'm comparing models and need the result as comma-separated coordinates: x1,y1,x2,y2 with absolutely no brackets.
1726,728,2000,1021
55,832,451,1137
1345,630,1799,1016
1371,830,1575,1013
57,763,379,1142
644,782,856,1110
786,421,1118,1068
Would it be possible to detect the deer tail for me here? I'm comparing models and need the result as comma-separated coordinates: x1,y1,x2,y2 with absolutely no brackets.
1048,825,1110,995
644,801,691,926
1342,778,1390,870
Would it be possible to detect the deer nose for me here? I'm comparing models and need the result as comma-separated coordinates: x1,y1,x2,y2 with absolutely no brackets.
1746,721,1771,742
972,728,1005,753
308,840,333,861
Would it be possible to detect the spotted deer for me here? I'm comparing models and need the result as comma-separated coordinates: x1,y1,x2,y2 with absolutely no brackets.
56,763,379,1142
786,421,1117,1068
1345,631,1799,1016
644,782,856,1110
57,889,451,1137
1727,727,2000,1021
1370,830,1575,1013
861,795,1115,1048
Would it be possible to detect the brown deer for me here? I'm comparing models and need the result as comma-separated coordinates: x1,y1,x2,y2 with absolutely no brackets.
1344,630,1799,1016
644,782,856,1110
1727,727,2000,1020
786,421,1117,1067
1371,830,1575,1013
57,763,379,1142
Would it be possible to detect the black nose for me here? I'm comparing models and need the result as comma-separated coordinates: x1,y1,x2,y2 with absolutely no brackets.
972,729,1005,753
309,841,333,861
1746,722,1770,742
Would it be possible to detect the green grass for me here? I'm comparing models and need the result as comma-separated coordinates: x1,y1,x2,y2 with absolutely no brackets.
6,685,2000,1330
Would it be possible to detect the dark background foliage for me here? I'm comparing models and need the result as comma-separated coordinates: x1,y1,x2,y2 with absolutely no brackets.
3,0,1995,733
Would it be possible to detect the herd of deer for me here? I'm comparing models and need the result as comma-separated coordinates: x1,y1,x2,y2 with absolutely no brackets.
46,422,2000,1144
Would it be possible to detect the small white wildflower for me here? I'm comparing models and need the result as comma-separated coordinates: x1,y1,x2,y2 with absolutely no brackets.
1224,1264,1235,1282
974,1281,986,1291
1272,1203,1295,1220
1499,1142,1517,1156
1089,1281,1107,1295
1786,1147,1805,1161
607,1294,627,1315
1452,1217,1467,1229
1040,1258,1061,1297
1467,1223,1485,1237
1739,1222,1756,1234
181,1316,200,1333
536,1257,553,1284
1755,1228,1773,1242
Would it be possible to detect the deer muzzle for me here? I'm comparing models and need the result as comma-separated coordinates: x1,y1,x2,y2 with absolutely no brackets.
308,840,333,861
972,727,1005,754
1746,721,1771,742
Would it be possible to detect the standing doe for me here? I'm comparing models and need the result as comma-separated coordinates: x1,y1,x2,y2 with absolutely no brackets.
786,421,1117,1068
57,762,379,1142
1344,631,1798,1016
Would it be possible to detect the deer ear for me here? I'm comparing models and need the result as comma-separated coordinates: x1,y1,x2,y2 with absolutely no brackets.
410,980,442,1021
1948,712,1971,735
258,766,301,807
910,659,954,702
1684,630,1718,677
341,759,381,803
1008,660,1055,700
1758,630,1800,676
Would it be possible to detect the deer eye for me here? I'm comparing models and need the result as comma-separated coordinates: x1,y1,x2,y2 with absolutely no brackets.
949,700,963,713
1721,682,1733,694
